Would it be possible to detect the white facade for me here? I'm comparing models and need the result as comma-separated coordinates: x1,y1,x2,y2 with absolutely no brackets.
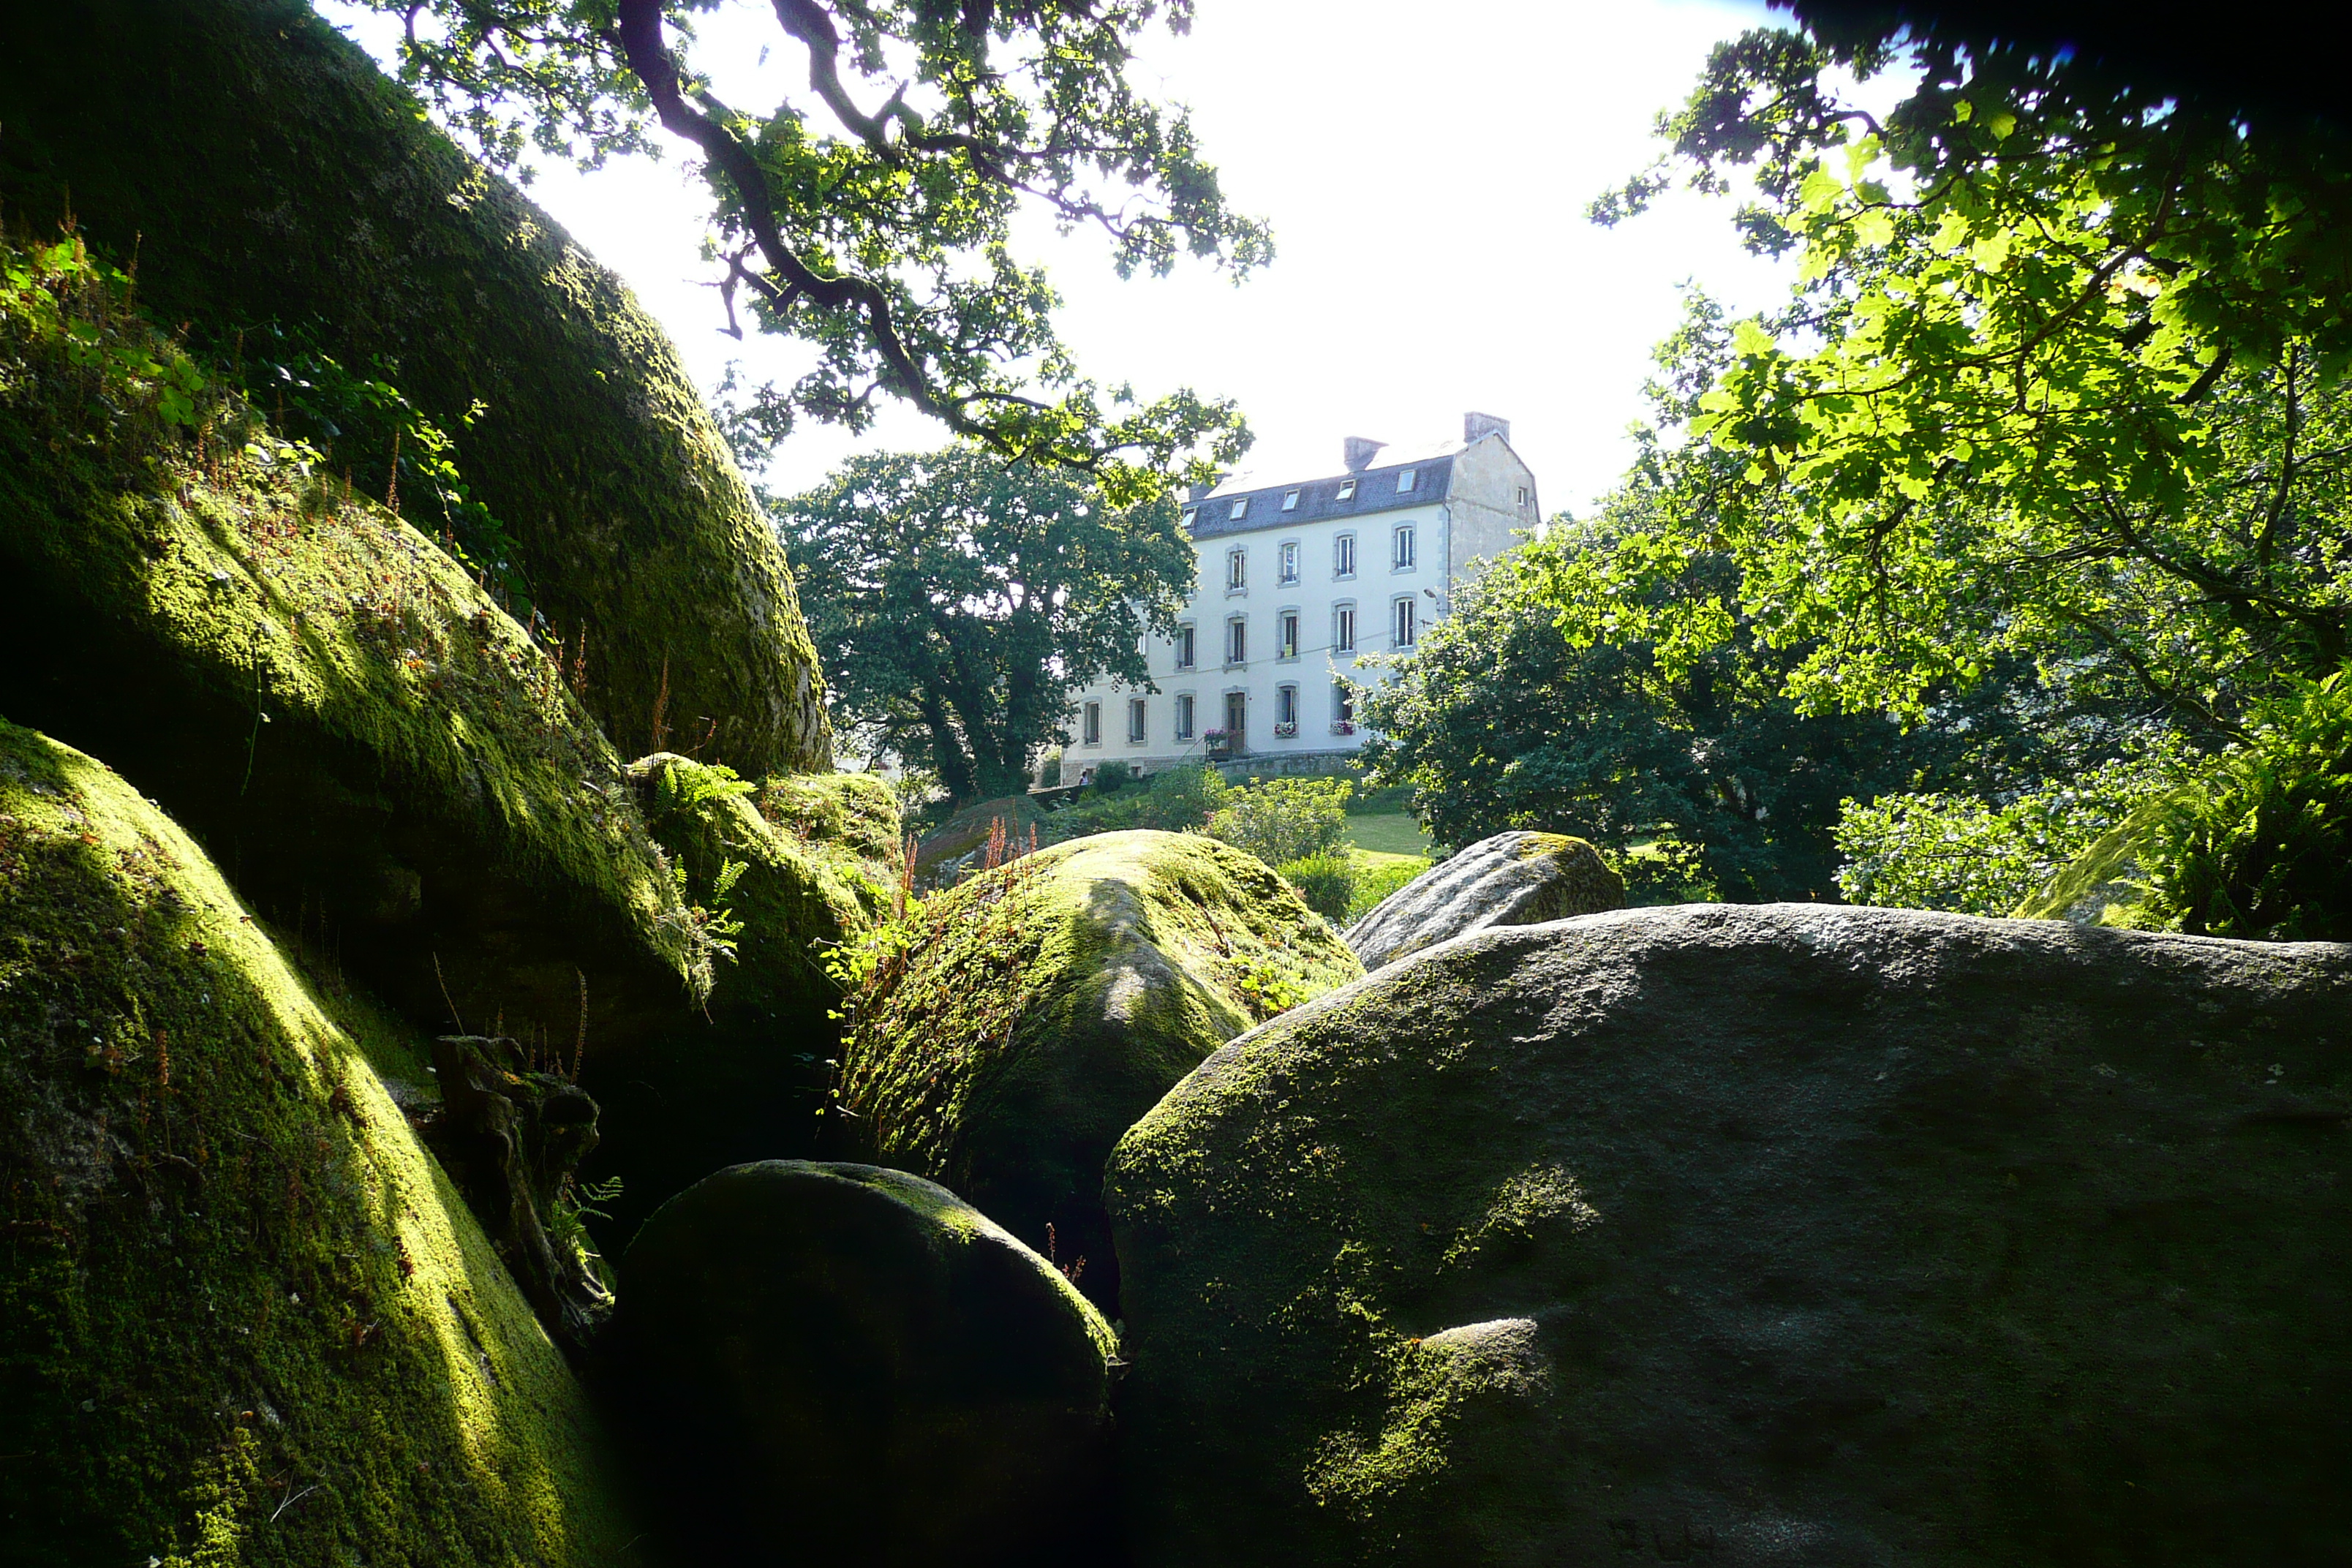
1062,412,1539,777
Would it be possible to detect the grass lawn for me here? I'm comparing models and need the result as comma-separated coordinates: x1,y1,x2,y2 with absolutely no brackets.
1345,810,1434,857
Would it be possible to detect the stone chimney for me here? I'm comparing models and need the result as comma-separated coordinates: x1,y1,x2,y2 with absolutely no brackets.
1464,411,1511,445
1343,436,1387,472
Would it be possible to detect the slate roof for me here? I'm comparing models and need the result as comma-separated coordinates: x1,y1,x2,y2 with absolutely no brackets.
1184,445,1461,539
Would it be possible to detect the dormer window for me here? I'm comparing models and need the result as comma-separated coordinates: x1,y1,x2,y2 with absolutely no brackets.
1335,478,1357,502
1228,497,1249,520
1281,489,1301,511
1180,505,1198,526
1397,468,1417,494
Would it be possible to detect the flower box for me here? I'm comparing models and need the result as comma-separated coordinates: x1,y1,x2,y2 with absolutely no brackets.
1330,720,1357,736
1272,721,1299,738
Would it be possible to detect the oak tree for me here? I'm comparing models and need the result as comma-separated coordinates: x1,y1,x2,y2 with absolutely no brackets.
774,446,1191,799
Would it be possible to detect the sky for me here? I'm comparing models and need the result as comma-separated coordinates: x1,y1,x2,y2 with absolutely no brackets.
319,0,1792,519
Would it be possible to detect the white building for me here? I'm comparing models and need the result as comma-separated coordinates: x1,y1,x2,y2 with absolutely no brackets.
1062,412,1539,778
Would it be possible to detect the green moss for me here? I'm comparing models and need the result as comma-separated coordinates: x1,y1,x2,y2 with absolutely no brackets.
0,718,641,1566
630,754,901,1022
0,230,703,1050
836,829,1362,1303
0,0,828,777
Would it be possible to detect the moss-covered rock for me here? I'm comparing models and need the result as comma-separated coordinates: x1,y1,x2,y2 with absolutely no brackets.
611,1160,1116,1567
1107,904,2352,1567
584,755,902,1241
0,718,641,1567
837,829,1361,1308
1343,829,1623,970
0,230,705,1054
0,0,829,777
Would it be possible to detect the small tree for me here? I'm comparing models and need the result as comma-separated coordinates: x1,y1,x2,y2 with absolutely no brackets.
778,448,1193,802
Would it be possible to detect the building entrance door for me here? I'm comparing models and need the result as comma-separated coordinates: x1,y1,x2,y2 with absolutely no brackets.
1224,690,1245,746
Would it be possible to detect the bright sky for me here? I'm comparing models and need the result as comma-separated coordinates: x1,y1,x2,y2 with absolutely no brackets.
320,0,1791,519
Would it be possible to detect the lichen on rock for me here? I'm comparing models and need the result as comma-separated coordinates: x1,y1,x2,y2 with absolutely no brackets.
0,718,639,1567
1109,902,2352,1566
835,829,1362,1308
1343,829,1623,970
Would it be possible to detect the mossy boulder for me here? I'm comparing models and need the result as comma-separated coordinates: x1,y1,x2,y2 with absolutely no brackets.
611,1160,1116,1567
0,719,641,1567
0,230,704,1055
0,0,828,776
1107,904,2352,1567
837,830,1361,1308
1343,829,1622,970
586,755,902,1241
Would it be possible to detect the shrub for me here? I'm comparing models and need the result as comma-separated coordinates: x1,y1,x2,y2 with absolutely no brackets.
1209,777,1352,866
2141,670,2352,941
1041,750,1063,788
1834,757,2177,916
1277,851,1360,923
1093,761,1132,794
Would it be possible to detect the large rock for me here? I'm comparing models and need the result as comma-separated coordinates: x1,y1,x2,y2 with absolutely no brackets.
0,719,640,1565
0,229,704,1053
836,830,1361,1307
612,1160,1117,1567
1344,829,1622,969
0,0,829,777
587,755,902,1241
1107,904,2352,1567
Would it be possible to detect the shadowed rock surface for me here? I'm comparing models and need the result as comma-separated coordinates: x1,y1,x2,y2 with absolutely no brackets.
0,720,641,1567
1108,903,2352,1567
583,755,903,1244
1344,830,1622,970
835,830,1361,1310
611,1160,1116,1568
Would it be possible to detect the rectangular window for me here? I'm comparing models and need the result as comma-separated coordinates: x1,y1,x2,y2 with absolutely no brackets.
1279,611,1300,659
1393,525,1416,570
1333,681,1355,725
1180,505,1198,526
1128,697,1147,744
1334,532,1356,578
1334,604,1356,653
1335,477,1357,501
1397,467,1417,494
1226,546,1246,591
1278,541,1300,584
1228,497,1249,520
1227,617,1247,665
1516,486,1530,506
1174,622,1196,670
1175,693,1195,740
1275,684,1298,734
1083,701,1103,745
1281,488,1301,511
1394,598,1417,648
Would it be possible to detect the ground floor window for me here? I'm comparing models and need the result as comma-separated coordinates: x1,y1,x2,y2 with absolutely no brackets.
1128,697,1148,744
1175,693,1196,740
1082,701,1102,745
1333,681,1355,732
1275,684,1299,737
